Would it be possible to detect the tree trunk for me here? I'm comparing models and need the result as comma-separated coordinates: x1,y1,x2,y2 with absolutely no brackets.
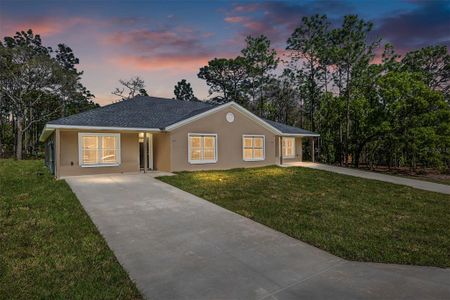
339,123,343,166
0,113,3,158
16,116,24,160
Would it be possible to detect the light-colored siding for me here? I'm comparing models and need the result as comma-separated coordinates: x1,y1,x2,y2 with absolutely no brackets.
170,106,278,171
58,130,139,177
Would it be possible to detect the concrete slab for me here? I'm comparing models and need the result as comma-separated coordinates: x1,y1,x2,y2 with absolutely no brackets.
66,173,450,300
283,162,450,195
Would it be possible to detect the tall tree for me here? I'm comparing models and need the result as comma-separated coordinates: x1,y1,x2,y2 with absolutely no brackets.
0,33,69,159
378,71,450,171
198,57,248,104
174,79,196,101
328,15,380,165
241,35,278,115
112,76,147,100
287,14,331,131
400,45,450,100
265,69,300,125
1,29,98,159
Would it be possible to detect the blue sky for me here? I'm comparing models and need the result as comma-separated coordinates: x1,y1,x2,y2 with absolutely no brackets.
1,0,449,105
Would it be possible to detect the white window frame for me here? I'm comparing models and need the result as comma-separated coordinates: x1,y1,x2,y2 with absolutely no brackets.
282,137,296,159
188,133,218,164
242,135,265,161
78,133,121,167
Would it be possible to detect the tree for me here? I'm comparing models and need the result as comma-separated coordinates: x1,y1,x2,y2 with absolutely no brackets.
173,79,196,101
328,15,380,165
400,45,450,100
265,69,300,125
377,72,450,171
0,38,69,159
241,35,278,115
112,76,147,100
198,57,248,104
139,88,149,96
0,29,98,159
287,14,330,131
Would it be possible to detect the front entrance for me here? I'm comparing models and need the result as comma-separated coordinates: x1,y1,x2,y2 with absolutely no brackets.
139,132,153,170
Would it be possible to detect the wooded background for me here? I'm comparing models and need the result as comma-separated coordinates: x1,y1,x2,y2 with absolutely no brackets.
1,14,449,172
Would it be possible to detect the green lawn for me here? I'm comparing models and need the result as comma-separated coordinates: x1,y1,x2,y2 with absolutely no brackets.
158,166,450,268
0,159,142,299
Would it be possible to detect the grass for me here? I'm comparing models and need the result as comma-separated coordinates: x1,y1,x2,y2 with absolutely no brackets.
158,166,450,268
0,159,142,299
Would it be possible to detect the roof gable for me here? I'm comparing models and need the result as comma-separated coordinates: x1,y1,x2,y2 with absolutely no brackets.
48,96,218,129
40,96,319,141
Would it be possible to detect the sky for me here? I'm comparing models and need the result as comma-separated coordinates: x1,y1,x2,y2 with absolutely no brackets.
1,0,449,105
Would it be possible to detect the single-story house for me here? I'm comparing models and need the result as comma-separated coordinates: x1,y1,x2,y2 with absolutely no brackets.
39,96,319,178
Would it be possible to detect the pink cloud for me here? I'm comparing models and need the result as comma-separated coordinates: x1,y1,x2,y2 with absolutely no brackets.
0,16,96,37
224,16,247,23
112,54,213,71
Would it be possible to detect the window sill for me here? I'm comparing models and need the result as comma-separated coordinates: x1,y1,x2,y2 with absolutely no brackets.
282,156,296,159
80,163,120,168
188,160,217,165
243,158,265,162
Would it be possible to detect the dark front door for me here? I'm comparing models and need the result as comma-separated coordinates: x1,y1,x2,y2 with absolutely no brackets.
139,141,145,169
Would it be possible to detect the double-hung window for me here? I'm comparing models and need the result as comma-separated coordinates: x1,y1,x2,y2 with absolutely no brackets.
282,137,295,158
188,133,217,164
79,133,120,167
243,135,265,161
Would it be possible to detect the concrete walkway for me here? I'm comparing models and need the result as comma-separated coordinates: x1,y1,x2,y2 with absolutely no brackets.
66,173,450,300
283,162,450,195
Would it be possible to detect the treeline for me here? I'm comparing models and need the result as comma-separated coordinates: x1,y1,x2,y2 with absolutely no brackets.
196,15,450,172
0,30,98,159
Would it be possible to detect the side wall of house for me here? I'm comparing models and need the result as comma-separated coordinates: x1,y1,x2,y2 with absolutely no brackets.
169,106,278,171
153,133,171,172
58,130,139,177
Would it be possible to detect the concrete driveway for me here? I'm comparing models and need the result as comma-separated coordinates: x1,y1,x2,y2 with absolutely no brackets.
66,173,450,300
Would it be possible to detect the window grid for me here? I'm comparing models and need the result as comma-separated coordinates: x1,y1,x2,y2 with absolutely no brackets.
243,135,265,161
79,133,120,167
282,137,295,158
188,134,217,164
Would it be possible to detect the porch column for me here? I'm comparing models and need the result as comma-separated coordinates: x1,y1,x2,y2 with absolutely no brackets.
55,128,61,178
310,136,315,163
143,132,148,173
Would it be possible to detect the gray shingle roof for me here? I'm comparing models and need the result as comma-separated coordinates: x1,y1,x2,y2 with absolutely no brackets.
264,119,319,136
48,96,218,129
46,96,319,136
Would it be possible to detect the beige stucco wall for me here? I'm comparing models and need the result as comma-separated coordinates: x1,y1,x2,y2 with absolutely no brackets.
153,133,171,172
169,106,279,171
58,130,139,177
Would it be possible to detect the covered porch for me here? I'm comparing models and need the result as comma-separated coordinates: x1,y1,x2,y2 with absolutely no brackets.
278,135,319,165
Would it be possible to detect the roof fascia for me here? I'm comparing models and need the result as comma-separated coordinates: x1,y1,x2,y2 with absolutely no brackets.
281,133,321,137
39,124,161,142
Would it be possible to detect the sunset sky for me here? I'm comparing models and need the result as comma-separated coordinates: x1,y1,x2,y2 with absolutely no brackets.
1,0,449,105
